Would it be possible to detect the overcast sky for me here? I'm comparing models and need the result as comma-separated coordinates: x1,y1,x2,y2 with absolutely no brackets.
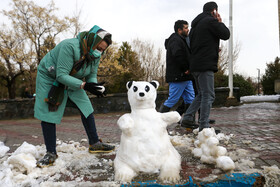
1,0,279,79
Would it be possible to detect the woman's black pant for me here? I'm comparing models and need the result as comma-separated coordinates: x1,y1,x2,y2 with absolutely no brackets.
41,100,99,154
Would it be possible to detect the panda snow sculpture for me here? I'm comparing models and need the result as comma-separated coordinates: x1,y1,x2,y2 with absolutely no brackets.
114,80,181,182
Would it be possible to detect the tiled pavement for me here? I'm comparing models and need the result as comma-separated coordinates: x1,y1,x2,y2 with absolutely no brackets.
0,102,279,185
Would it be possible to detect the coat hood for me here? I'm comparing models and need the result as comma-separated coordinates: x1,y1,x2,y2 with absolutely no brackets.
165,33,185,49
165,33,175,50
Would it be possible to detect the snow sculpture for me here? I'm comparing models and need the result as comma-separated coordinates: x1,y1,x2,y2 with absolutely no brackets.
114,81,181,182
192,128,235,171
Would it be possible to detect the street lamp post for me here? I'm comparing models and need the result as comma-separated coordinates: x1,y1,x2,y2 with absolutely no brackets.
228,0,234,98
257,68,260,95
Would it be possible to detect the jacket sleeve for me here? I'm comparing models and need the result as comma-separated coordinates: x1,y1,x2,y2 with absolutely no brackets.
169,38,189,70
55,43,83,90
85,60,100,83
209,19,230,40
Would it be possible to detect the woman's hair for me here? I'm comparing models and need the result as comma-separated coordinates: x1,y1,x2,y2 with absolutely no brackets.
103,34,112,46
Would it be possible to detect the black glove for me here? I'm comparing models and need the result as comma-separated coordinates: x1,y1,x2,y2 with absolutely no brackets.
84,82,106,97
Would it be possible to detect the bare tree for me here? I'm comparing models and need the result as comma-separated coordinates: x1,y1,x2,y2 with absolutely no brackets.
0,25,31,99
0,0,80,98
2,0,75,65
218,41,241,74
131,38,164,81
68,0,85,37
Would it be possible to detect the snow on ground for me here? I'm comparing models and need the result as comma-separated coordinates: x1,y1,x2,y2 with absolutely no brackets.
0,140,120,187
0,126,279,186
240,95,280,103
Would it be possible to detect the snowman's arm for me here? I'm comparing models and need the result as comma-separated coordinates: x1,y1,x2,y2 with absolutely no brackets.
117,114,134,134
161,111,181,124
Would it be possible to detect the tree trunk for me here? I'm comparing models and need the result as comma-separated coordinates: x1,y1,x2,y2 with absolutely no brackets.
7,83,16,99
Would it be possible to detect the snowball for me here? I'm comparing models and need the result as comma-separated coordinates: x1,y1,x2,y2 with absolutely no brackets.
203,128,216,138
201,155,216,164
206,137,219,147
212,146,227,157
192,148,202,158
216,156,235,171
194,139,200,147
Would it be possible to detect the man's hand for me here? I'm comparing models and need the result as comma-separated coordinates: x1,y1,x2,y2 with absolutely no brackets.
216,12,222,22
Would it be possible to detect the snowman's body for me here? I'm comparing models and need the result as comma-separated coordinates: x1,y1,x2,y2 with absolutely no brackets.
114,81,181,182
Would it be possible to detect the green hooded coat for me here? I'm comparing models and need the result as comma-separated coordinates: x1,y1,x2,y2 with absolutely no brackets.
34,25,111,124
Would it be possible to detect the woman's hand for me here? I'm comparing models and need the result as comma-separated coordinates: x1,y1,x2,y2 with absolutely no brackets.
83,82,106,97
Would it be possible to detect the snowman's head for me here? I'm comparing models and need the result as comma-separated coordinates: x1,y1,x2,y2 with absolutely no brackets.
126,80,159,110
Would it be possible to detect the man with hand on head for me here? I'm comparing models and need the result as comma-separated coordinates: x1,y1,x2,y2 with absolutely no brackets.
181,2,230,133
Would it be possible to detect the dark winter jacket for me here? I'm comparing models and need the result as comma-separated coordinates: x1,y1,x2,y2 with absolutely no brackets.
165,33,193,83
189,12,230,72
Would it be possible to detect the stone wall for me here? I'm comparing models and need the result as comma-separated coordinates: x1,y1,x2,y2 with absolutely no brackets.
0,87,239,120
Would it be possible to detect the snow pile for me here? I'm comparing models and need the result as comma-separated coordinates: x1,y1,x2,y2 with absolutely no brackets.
192,128,235,171
0,141,10,157
240,95,280,103
0,141,118,187
262,165,280,187
170,134,193,147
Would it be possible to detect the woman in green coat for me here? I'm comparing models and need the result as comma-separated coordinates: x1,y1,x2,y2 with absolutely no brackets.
35,25,115,167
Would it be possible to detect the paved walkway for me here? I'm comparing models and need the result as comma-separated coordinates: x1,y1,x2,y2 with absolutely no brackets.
0,102,279,185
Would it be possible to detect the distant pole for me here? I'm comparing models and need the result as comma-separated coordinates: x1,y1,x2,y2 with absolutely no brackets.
228,0,234,97
161,64,164,86
278,0,280,51
257,68,260,95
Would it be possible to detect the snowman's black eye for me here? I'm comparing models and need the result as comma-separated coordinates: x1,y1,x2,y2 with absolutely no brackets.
133,86,138,92
145,85,150,92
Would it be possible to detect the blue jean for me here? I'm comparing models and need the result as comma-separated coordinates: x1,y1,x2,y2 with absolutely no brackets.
164,81,195,108
183,71,215,129
41,112,99,154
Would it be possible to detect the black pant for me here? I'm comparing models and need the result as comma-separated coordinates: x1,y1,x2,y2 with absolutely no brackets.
41,102,99,154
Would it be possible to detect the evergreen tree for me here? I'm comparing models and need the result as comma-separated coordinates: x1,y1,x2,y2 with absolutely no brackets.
233,74,254,96
108,42,145,93
261,57,280,95
214,73,255,96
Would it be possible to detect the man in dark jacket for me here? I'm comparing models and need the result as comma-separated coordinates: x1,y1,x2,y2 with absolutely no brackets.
159,20,195,115
181,2,230,132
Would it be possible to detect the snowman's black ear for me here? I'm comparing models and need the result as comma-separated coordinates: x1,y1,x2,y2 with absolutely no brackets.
150,80,159,89
126,81,133,90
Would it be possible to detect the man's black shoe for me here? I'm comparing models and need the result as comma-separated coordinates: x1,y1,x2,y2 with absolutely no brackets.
209,119,216,124
181,123,199,129
181,119,199,129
